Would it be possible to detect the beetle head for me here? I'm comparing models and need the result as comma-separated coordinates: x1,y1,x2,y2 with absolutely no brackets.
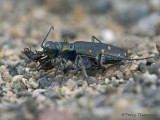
43,41,58,58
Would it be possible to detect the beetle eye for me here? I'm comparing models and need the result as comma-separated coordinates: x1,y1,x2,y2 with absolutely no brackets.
47,46,56,54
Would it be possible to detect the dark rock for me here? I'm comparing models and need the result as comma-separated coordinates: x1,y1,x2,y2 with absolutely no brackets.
156,41,160,54
17,91,32,98
148,61,160,76
94,95,105,107
77,80,84,87
44,89,62,99
88,77,97,85
124,73,133,80
12,81,23,91
115,36,144,51
116,71,123,79
92,0,112,13
135,72,157,86
146,58,157,65
51,81,60,87
54,75,64,84
142,89,160,107
16,66,25,75
15,110,28,120
137,13,160,36
77,112,97,120
97,80,105,85
114,1,149,24
9,67,18,76
104,86,117,95
123,83,139,94
138,62,147,73
119,65,126,72
61,29,77,40
154,22,160,35
38,78,52,89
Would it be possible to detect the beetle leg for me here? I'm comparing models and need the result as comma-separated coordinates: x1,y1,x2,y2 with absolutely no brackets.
63,37,68,43
91,35,102,43
53,64,60,77
53,58,63,77
40,59,54,70
75,55,90,86
54,58,66,77
52,58,67,79
96,53,103,66
74,54,80,68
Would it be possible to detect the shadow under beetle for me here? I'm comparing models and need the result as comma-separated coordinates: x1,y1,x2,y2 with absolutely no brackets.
22,26,159,86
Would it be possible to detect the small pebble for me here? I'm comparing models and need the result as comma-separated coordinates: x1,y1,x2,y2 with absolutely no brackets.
29,81,39,89
116,71,123,79
12,75,23,83
44,89,62,99
29,78,39,89
97,80,105,85
97,85,106,93
12,81,22,91
36,94,46,102
17,90,32,97
138,62,147,72
61,86,71,95
21,78,30,88
143,72,157,84
100,29,115,43
55,75,64,83
77,80,84,87
33,89,46,97
38,78,51,89
111,77,116,81
88,77,97,85
105,78,110,84
105,86,117,94
8,67,18,76
156,41,160,54
65,79,77,90
16,66,25,75
92,0,112,13
0,72,5,85
119,79,125,84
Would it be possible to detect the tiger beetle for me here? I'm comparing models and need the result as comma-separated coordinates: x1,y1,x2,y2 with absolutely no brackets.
22,26,159,86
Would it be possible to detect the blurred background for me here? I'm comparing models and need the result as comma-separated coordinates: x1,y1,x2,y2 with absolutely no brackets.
0,0,160,51
0,0,160,120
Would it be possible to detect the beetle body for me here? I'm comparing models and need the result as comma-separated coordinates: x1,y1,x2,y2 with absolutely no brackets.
22,26,158,86
43,40,129,66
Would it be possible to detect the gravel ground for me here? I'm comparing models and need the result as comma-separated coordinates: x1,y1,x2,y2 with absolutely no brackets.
0,0,160,120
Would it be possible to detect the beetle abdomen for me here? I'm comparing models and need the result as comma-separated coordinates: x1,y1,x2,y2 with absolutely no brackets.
73,41,128,60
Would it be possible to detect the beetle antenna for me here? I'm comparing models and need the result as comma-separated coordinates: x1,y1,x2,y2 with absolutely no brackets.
122,56,159,60
41,26,54,48
103,53,159,61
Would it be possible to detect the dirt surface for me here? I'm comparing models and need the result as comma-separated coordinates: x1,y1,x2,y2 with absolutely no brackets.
0,0,160,120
